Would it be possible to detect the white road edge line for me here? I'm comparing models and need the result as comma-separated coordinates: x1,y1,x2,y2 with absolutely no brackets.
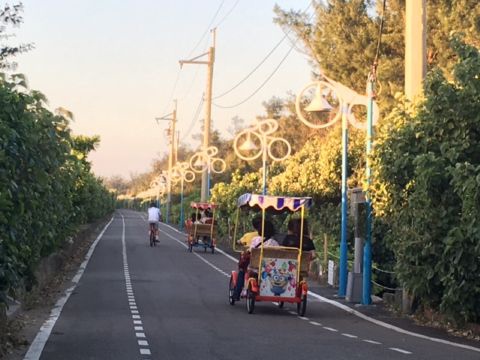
159,221,480,354
23,216,115,360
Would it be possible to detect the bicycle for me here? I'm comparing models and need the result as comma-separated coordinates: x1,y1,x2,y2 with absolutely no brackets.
149,223,158,247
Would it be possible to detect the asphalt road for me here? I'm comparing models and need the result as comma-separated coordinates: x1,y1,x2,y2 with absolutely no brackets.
28,210,480,360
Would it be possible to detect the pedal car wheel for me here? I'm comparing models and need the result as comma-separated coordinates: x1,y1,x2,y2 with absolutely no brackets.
228,277,236,306
246,289,255,314
297,294,307,316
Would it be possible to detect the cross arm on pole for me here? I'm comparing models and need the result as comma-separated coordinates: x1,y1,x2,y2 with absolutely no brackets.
179,52,209,68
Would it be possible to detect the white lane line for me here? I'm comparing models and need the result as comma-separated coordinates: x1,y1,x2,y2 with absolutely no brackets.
161,231,230,277
299,316,309,321
24,216,115,360
342,333,358,339
121,214,152,358
390,348,412,355
288,311,297,315
158,220,480,354
310,321,322,326
323,327,338,332
363,340,382,345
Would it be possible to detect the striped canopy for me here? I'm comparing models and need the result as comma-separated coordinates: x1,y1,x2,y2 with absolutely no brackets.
190,202,218,210
237,193,313,212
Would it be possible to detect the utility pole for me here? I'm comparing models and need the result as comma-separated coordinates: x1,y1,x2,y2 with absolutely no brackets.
156,100,177,224
405,0,426,100
180,28,216,202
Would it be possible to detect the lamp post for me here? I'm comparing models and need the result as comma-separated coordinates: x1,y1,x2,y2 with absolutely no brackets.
150,174,167,208
170,162,195,231
295,75,379,298
189,146,226,200
233,118,291,195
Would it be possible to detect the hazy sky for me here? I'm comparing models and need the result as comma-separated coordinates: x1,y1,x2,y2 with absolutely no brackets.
14,0,313,178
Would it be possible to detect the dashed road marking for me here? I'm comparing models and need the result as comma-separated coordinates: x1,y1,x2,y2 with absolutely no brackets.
121,214,152,359
323,327,338,332
342,333,358,339
390,347,412,355
363,339,382,345
310,321,322,326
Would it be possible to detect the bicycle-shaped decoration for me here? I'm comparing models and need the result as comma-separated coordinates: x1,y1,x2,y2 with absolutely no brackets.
189,146,226,198
233,118,291,195
170,162,195,230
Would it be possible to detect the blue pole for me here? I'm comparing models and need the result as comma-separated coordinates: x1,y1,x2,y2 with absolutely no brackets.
362,77,374,305
207,167,211,200
338,105,349,297
180,179,184,231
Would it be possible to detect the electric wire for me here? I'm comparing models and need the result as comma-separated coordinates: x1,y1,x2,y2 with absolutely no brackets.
212,44,295,109
214,0,240,28
212,3,314,106
212,32,290,100
160,69,181,115
181,94,205,141
186,0,226,58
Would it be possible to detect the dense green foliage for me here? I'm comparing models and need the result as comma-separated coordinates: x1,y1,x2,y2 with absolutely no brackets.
0,74,114,305
371,40,480,323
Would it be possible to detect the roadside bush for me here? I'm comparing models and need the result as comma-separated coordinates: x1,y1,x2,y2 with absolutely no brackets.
371,39,480,323
0,74,114,305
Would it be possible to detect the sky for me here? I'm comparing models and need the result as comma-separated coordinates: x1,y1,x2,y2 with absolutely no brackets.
14,0,313,178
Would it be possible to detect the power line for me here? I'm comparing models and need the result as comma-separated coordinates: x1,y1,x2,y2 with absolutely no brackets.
212,44,295,109
214,0,240,28
212,2,313,101
186,0,225,58
212,32,289,100
181,94,205,141
160,69,181,115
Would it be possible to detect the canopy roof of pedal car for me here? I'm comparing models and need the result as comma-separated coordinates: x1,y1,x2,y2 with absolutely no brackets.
237,193,313,213
190,202,218,210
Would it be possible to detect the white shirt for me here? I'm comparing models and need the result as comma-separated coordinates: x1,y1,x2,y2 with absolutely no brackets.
249,236,279,250
148,207,161,222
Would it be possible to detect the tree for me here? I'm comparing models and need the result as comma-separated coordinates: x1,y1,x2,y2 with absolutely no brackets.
371,39,480,323
0,2,33,69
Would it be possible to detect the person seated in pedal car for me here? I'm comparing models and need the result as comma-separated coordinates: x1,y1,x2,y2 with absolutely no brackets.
281,218,316,258
236,215,261,248
234,218,278,299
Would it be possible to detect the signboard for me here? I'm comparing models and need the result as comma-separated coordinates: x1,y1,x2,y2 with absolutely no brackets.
259,258,297,297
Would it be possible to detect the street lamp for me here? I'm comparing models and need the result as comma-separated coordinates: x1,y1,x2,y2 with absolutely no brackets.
150,174,167,208
296,75,379,300
233,118,291,195
189,146,226,200
170,162,195,231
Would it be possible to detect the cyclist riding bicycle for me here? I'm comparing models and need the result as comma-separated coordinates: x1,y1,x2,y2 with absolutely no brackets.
147,202,162,246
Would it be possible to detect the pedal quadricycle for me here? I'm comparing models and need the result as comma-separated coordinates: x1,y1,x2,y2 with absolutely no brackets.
229,193,313,315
